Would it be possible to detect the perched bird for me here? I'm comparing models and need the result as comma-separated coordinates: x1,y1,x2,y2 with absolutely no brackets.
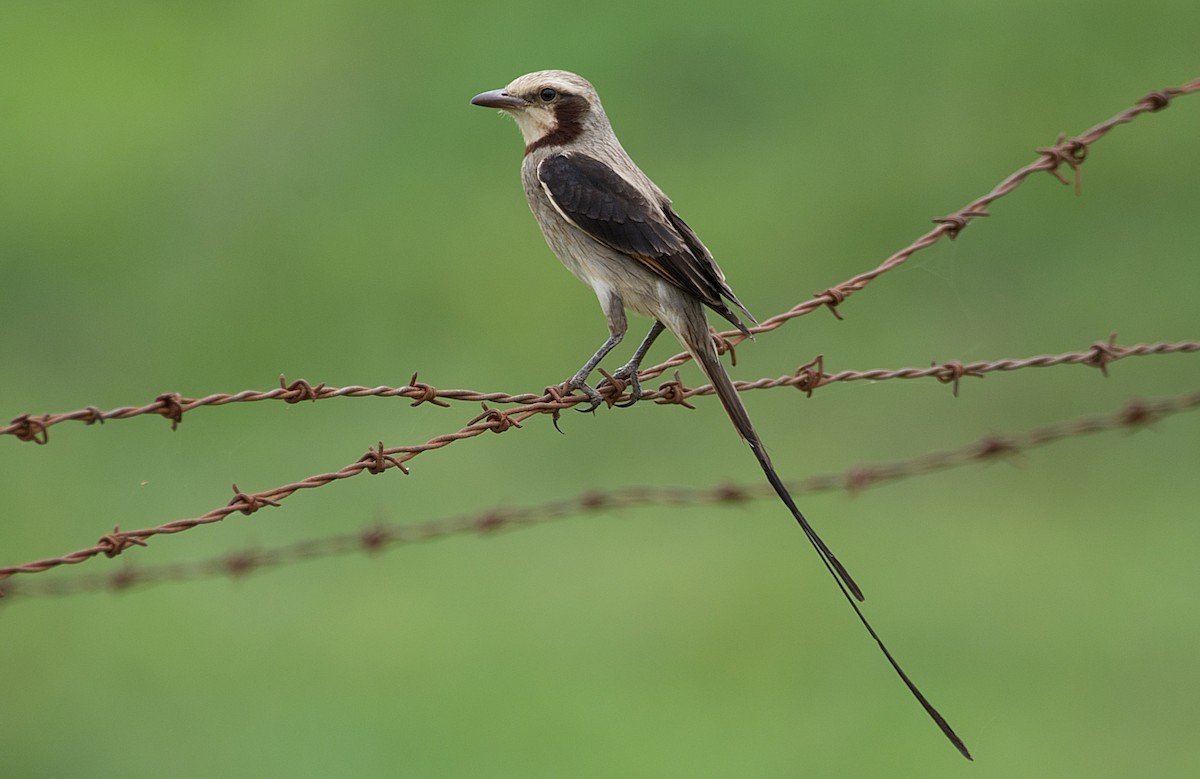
471,69,970,759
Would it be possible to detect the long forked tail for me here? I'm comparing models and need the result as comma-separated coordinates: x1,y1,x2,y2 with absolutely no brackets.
687,333,973,761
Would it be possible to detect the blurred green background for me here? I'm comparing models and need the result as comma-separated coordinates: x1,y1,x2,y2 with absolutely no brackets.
2,2,1198,776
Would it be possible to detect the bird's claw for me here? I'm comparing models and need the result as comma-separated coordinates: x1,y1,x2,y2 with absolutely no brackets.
565,363,644,413
600,364,644,408
611,369,643,408
565,377,605,413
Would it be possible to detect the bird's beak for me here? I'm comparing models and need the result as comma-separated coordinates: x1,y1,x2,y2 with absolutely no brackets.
470,89,528,110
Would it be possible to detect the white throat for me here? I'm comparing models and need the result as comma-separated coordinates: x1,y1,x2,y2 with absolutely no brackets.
508,109,558,146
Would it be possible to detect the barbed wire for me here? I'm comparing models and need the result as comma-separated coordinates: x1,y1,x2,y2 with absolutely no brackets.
0,336,1194,588
4,79,1198,446
2,387,1195,602
629,78,1200,382
5,336,1197,443
1,78,1197,593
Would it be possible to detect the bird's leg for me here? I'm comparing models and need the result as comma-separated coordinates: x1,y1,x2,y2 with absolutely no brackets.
566,293,630,413
568,331,624,412
604,320,665,408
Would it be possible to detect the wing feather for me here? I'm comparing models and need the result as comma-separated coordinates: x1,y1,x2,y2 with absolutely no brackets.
537,153,755,332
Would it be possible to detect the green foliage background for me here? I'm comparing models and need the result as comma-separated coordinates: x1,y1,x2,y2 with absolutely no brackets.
2,2,1198,776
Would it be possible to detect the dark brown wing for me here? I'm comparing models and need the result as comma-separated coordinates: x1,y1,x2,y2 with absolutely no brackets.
537,152,755,333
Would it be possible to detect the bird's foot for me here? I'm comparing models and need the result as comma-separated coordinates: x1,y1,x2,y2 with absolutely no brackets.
602,362,643,408
565,362,644,412
564,373,605,414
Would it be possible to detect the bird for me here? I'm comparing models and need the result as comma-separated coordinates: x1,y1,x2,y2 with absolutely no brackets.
471,69,970,760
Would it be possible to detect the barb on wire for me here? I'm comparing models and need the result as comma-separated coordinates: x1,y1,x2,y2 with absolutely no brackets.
3,388,1196,601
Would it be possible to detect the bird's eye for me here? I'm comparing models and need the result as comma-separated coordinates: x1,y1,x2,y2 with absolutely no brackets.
539,87,557,102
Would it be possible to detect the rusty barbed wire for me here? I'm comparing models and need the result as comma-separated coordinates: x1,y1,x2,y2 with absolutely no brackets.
1,79,1197,589
5,79,1198,445
668,335,1200,402
0,336,1194,588
2,387,1195,601
4,333,1195,583
0,397,558,584
4,337,1197,442
627,77,1200,382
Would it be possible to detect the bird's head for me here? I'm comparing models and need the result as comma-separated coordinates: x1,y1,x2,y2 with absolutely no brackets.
471,70,606,153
